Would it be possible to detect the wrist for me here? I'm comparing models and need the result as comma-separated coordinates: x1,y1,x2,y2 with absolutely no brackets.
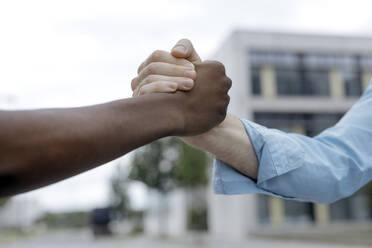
166,94,187,136
147,93,186,137
181,114,233,150
115,94,185,138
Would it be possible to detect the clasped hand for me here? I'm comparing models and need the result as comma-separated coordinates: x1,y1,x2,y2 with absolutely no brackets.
131,39,231,137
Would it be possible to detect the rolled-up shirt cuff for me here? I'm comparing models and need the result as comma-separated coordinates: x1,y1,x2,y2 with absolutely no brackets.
213,119,305,200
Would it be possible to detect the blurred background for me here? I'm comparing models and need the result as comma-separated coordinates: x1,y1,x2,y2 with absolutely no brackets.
1,0,372,247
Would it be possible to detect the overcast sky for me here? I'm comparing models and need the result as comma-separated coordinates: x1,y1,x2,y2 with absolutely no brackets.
1,0,372,212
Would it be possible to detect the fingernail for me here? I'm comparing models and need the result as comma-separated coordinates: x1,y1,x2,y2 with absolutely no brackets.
184,70,196,79
173,45,186,54
182,79,194,89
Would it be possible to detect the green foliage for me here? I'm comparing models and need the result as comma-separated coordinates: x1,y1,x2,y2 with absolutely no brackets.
187,207,208,231
128,209,145,235
129,138,210,193
129,138,180,193
360,181,372,210
36,211,89,229
0,197,10,208
174,142,209,188
110,164,130,218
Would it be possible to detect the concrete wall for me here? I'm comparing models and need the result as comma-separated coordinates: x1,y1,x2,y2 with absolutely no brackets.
144,188,207,237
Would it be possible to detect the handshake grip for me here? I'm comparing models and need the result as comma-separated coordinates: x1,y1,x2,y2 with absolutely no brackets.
171,60,231,136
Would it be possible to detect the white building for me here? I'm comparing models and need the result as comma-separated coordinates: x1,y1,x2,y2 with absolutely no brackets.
208,30,372,239
144,187,207,237
0,197,42,229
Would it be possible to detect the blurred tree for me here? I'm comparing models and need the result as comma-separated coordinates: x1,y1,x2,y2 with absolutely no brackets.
174,141,209,188
129,138,210,232
129,137,209,192
110,163,130,219
187,207,208,231
360,181,372,215
36,211,89,229
0,197,9,208
129,137,179,193
127,137,211,233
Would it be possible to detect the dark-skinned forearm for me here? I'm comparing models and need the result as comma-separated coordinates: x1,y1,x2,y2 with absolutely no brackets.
0,94,180,196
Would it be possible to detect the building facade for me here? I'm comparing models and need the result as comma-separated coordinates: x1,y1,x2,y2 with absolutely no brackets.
208,31,372,238
0,197,42,229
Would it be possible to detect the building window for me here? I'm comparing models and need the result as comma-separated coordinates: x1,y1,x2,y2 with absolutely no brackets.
276,67,302,95
303,69,329,96
360,55,372,90
253,113,343,137
250,51,303,96
251,65,261,95
249,51,363,97
343,68,362,97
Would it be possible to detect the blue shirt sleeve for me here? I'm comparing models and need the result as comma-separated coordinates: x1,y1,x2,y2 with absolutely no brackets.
213,82,372,204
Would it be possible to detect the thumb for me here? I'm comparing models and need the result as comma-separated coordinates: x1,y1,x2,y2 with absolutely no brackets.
171,39,201,63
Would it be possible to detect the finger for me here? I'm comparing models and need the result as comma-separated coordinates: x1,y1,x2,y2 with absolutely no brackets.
171,39,201,63
135,75,194,93
131,77,139,91
133,76,194,96
134,62,196,90
136,81,179,96
132,63,196,90
137,50,194,74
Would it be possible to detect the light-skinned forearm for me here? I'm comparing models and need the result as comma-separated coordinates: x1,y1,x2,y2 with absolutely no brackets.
182,114,258,180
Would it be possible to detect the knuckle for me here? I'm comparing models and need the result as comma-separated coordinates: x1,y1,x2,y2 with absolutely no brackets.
218,108,227,121
222,109,227,117
218,76,231,91
150,50,165,61
225,77,232,90
137,62,145,74
131,77,138,90
134,88,140,97
225,94,230,104
144,75,156,84
222,112,227,121
146,62,159,74
203,60,226,74
215,60,224,68
208,60,223,68
139,86,148,96
216,61,226,73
